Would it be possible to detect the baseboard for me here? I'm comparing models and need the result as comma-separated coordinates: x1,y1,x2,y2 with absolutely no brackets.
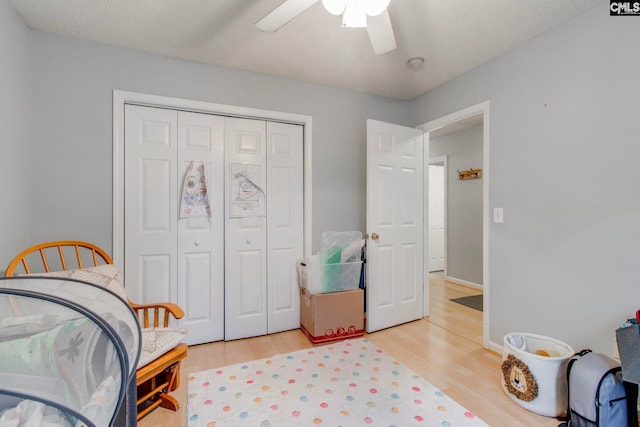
444,276,482,290
488,339,503,355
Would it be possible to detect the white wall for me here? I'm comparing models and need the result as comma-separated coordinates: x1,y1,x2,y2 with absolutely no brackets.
412,1,640,354
0,1,31,271
430,124,483,285
27,31,410,259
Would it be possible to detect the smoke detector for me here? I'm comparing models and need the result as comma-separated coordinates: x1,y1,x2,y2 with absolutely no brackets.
407,57,425,71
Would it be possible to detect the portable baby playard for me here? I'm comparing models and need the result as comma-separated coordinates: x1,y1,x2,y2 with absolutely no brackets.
5,240,188,421
0,276,141,426
502,332,574,417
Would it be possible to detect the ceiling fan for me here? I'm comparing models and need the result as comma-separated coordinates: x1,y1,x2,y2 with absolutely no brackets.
256,0,397,54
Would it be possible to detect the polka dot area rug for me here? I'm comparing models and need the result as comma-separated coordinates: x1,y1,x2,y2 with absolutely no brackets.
187,338,487,427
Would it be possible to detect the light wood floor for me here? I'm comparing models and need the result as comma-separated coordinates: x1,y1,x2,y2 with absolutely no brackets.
428,273,483,344
139,279,558,427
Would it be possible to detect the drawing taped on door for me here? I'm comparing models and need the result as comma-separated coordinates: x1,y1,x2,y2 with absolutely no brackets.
229,163,266,217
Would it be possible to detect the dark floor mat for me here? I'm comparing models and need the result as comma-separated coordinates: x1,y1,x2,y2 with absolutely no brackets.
450,294,483,311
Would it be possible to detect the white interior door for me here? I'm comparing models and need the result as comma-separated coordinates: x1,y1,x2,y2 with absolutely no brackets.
176,111,225,344
124,105,178,306
266,121,304,334
224,117,268,340
428,161,445,272
366,119,425,333
124,105,225,345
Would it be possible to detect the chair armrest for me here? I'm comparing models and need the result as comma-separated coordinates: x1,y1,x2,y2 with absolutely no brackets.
130,302,185,328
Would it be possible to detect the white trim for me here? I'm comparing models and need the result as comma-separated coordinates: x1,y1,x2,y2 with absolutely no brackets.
112,90,313,267
428,156,447,162
488,340,502,354
444,276,482,290
418,100,490,350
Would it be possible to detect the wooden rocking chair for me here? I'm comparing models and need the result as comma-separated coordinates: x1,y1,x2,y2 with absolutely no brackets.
4,240,188,421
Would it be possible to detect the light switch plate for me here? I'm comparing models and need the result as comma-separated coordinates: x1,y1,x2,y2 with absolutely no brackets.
494,208,504,223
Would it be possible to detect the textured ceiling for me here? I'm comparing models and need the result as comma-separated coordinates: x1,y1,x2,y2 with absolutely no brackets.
10,0,601,100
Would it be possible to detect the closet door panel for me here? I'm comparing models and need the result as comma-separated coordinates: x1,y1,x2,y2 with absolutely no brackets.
139,255,172,303
270,248,295,311
225,118,268,340
182,252,212,315
124,105,178,304
177,111,225,344
267,122,304,334
237,249,264,314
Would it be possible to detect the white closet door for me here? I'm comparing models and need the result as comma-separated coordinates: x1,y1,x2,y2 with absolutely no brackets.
176,111,225,344
124,105,178,305
224,117,268,340
266,122,304,334
125,105,225,345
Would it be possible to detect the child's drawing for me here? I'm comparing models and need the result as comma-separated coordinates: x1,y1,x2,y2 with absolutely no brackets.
230,164,265,217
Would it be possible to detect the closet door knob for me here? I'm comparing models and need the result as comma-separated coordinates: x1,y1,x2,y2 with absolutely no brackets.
194,240,200,246
246,239,252,244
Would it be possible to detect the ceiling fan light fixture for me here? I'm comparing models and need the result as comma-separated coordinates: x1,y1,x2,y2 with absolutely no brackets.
323,0,391,28
365,0,391,16
322,0,348,15
342,0,367,27
258,0,397,55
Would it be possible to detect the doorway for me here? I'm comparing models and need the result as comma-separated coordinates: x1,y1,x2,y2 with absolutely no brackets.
428,156,446,274
419,101,489,348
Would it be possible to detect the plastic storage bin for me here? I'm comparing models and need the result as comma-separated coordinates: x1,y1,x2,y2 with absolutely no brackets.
297,258,362,294
501,332,574,417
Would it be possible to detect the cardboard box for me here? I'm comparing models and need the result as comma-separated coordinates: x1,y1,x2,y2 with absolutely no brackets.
299,287,364,345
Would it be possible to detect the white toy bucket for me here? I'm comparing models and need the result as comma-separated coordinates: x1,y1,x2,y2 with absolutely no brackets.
501,332,574,417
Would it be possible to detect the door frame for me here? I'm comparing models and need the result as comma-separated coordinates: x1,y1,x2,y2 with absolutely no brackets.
428,155,447,275
418,100,490,349
112,90,313,267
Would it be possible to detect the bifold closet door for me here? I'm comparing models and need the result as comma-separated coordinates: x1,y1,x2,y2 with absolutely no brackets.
124,105,224,345
224,118,303,341
224,118,268,340
266,122,304,334
176,111,225,344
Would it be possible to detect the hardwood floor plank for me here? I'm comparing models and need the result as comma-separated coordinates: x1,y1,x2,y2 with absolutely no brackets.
427,273,483,343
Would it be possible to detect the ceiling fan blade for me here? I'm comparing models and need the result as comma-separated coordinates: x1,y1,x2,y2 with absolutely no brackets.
366,9,397,54
256,0,320,32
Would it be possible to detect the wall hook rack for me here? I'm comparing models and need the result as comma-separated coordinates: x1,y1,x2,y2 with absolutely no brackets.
457,168,482,180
